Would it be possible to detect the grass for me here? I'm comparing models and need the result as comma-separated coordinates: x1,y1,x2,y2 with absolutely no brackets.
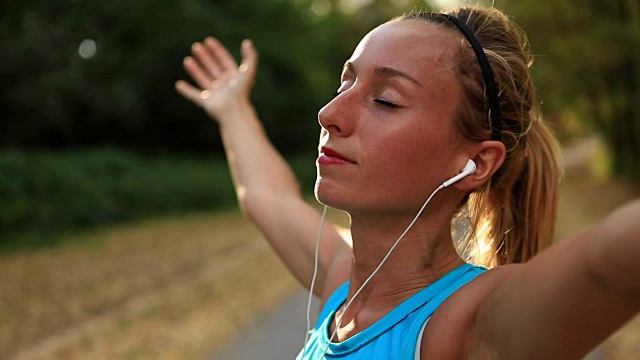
1,210,300,360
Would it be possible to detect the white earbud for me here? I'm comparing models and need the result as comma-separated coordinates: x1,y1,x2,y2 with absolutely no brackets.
442,159,476,187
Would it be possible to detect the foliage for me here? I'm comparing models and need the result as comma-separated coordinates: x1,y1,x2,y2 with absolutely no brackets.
4,0,639,179
1,0,425,156
0,148,225,247
2,0,434,248
498,0,640,180
0,148,316,249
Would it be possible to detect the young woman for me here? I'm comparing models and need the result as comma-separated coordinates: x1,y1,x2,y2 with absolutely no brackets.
175,6,640,359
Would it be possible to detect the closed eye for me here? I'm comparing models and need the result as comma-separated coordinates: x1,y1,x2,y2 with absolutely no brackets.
374,99,399,108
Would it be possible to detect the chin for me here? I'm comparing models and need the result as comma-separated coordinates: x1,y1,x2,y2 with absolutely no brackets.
314,180,348,210
313,183,332,206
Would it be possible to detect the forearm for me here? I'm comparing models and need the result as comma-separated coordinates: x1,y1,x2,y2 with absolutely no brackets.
218,103,351,294
588,199,640,308
215,100,335,289
216,100,303,211
176,37,350,294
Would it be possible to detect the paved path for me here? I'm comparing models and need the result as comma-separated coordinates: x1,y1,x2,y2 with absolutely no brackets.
211,289,319,360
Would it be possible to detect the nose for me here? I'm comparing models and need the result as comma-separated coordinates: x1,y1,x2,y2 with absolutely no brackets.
317,90,357,137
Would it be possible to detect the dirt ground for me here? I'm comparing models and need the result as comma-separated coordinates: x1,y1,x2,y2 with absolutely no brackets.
0,137,638,360
0,213,300,360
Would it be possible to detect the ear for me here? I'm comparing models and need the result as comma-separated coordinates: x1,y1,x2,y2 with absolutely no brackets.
453,140,506,191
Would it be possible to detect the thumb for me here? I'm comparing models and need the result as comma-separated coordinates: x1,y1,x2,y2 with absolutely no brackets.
239,39,258,83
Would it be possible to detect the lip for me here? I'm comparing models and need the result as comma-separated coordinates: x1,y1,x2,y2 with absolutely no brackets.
318,147,356,165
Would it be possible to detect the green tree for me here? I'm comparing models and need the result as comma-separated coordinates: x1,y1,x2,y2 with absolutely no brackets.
0,0,343,153
500,0,640,180
0,0,430,155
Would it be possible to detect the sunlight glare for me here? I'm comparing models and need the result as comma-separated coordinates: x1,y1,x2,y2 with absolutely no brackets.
311,0,331,16
426,0,484,10
78,39,97,59
339,0,374,15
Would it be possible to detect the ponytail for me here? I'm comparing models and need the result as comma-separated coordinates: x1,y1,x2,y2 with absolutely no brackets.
495,120,562,265
404,7,564,267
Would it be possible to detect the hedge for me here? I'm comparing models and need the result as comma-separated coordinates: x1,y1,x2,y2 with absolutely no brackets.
0,148,317,249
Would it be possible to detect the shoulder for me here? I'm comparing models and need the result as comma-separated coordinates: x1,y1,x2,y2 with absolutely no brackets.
420,264,522,359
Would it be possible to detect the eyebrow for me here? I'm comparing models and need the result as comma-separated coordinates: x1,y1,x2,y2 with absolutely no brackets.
342,61,423,88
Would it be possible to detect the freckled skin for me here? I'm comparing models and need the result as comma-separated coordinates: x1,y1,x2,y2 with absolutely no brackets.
315,20,470,218
176,15,640,359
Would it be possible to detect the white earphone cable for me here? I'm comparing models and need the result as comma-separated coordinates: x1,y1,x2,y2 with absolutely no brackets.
320,184,445,357
302,205,329,354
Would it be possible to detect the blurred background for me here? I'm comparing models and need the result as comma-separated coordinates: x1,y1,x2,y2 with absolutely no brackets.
1,0,638,359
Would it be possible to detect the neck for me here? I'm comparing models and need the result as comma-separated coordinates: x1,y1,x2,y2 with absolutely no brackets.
329,190,467,341
343,205,464,308
331,212,463,342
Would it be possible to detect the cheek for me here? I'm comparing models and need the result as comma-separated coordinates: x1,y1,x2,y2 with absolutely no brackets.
369,126,455,188
369,135,432,185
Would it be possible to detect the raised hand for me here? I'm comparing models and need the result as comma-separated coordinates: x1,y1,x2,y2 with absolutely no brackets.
175,37,258,121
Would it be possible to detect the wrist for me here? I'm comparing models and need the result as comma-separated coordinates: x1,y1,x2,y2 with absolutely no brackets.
207,98,255,124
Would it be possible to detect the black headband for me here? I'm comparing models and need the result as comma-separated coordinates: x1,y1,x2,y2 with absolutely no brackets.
441,13,502,141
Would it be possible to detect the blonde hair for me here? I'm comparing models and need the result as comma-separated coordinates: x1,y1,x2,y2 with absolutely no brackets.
402,7,563,267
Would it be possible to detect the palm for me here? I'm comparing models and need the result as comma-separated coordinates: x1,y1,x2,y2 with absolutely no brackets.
175,37,257,120
199,69,245,116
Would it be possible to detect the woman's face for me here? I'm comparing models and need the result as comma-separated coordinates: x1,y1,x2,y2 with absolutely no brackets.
315,20,469,215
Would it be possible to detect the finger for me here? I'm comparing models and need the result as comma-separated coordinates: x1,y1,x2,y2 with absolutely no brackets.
183,56,213,90
191,42,223,79
239,39,259,80
236,39,259,92
175,80,206,106
204,37,238,73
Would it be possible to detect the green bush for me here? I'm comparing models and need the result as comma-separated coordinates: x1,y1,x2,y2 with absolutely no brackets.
0,149,227,248
0,148,318,249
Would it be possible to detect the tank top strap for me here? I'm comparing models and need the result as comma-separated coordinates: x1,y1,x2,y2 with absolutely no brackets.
315,282,350,330
403,264,487,359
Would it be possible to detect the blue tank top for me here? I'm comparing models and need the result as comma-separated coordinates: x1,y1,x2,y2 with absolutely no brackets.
296,263,486,359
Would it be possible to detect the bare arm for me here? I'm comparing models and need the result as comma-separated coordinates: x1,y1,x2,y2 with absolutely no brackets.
473,199,640,359
175,38,350,297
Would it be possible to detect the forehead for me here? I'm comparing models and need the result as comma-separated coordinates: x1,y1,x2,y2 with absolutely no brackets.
348,20,459,79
